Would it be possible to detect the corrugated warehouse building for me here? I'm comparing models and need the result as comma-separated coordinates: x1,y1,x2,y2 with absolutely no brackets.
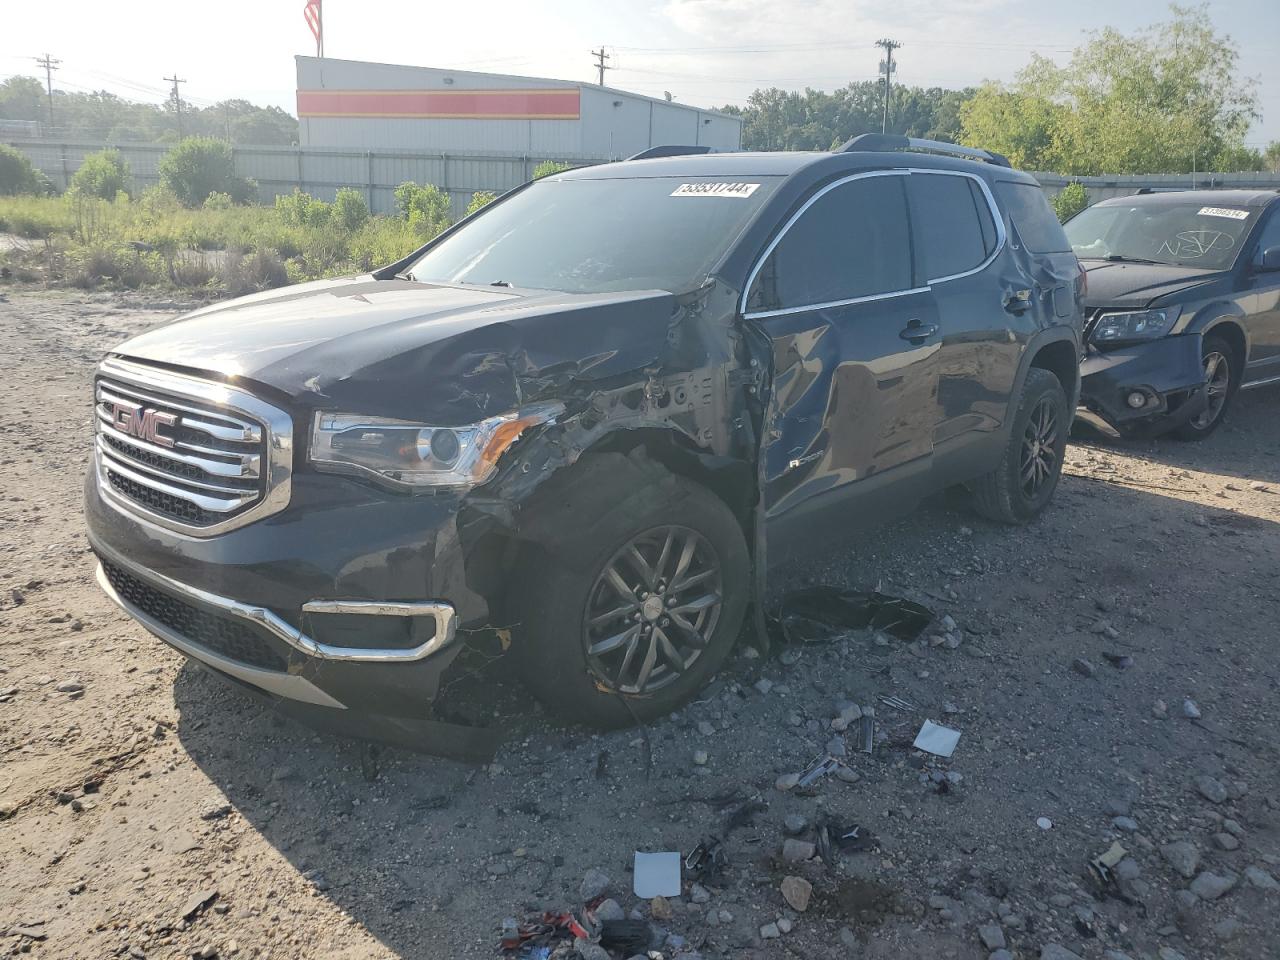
295,56,742,159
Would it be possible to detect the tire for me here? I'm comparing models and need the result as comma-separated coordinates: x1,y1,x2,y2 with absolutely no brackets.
969,367,1069,524
510,460,749,728
1172,334,1238,441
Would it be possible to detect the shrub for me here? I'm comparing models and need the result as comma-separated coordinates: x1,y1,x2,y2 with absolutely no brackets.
1053,182,1089,223
220,249,288,296
202,192,234,211
159,137,253,207
0,144,43,196
349,217,422,271
275,189,330,228
332,188,370,232
531,160,572,179
465,190,497,217
393,181,451,235
70,149,131,200
68,242,162,289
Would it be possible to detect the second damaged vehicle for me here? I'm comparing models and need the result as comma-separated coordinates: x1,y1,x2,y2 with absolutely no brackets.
86,136,1082,737
1067,189,1280,438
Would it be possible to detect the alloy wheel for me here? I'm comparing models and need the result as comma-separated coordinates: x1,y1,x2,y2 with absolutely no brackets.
1020,396,1059,498
1190,350,1230,431
582,525,723,695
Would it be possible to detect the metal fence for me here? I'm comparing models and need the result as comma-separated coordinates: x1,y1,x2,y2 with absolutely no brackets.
8,139,1280,218
6,139,608,219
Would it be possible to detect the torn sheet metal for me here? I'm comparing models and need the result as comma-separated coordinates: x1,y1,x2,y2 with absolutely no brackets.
771,587,933,646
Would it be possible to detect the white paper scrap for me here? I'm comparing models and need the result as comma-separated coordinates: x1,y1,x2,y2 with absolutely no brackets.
633,851,682,898
913,720,962,758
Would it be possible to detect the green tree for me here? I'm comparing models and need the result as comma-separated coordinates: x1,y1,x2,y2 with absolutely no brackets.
1266,142,1280,173
1052,182,1090,223
465,190,497,216
331,187,370,232
394,181,451,235
69,148,131,199
960,4,1260,174
0,76,44,123
0,144,44,195
532,160,572,179
159,137,252,207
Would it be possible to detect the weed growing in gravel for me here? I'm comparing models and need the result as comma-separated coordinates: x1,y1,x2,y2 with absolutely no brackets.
0,184,471,294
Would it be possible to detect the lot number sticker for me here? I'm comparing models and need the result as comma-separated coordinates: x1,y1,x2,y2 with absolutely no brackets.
1198,206,1249,220
671,182,761,198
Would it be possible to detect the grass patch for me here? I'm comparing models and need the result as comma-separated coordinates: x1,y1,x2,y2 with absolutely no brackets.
0,188,452,294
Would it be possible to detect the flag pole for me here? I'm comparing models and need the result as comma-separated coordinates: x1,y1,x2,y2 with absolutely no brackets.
317,0,324,58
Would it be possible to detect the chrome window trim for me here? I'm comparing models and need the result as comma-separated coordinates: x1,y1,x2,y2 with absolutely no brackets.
741,169,913,319
906,167,1008,284
96,546,459,666
740,167,1008,319
94,357,293,537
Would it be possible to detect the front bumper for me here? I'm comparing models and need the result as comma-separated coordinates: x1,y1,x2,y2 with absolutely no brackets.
1078,334,1207,437
85,468,501,754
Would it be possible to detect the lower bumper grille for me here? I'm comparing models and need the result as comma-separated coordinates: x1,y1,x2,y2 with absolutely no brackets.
100,558,288,672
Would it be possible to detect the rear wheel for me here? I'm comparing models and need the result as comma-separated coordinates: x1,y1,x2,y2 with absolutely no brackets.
1172,334,1237,441
511,465,749,727
969,367,1069,524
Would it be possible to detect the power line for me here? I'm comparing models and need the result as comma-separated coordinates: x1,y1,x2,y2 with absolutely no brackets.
875,38,901,134
34,53,60,128
164,73,186,137
591,47,611,86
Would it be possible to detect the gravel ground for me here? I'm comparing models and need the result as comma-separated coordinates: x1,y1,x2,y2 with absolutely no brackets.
1,288,1279,960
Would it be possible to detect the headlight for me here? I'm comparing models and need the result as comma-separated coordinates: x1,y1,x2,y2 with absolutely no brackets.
309,402,563,490
1091,307,1180,344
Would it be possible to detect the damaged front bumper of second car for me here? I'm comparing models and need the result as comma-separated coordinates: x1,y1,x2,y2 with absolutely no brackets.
1078,333,1207,437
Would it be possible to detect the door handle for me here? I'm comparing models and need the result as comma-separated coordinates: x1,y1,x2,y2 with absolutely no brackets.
1004,288,1034,314
898,319,939,343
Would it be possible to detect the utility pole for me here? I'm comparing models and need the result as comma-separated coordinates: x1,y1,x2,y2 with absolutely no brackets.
35,53,60,131
164,74,186,137
591,47,611,86
875,38,901,134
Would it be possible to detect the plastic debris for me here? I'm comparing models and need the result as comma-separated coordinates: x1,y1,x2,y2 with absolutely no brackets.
684,837,728,884
633,851,681,898
1088,841,1128,888
772,587,934,645
859,711,876,754
599,918,652,954
912,720,961,758
1037,817,1053,830
878,695,916,711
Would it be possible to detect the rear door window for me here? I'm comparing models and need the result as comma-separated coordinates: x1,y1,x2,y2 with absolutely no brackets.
995,181,1071,253
909,172,996,280
747,174,913,313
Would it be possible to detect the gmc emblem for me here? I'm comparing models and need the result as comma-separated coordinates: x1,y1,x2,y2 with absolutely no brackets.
110,401,177,448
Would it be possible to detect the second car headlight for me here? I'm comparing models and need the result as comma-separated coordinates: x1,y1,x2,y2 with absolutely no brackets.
1091,307,1181,344
309,402,563,490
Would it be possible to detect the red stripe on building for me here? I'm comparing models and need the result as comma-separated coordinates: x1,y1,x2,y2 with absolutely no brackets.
296,88,581,120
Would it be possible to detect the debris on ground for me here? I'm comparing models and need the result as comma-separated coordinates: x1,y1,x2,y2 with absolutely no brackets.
913,720,962,758
632,851,680,898
771,587,934,645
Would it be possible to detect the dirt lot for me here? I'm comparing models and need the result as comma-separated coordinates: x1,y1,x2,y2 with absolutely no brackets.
1,289,1279,960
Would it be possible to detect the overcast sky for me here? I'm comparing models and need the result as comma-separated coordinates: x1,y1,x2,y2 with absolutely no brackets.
3,0,1277,146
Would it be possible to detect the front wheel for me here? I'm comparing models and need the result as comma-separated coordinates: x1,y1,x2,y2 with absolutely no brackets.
1172,334,1237,441
969,367,1069,524
511,465,749,727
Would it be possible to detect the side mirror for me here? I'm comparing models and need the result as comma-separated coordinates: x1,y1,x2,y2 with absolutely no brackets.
1255,245,1280,272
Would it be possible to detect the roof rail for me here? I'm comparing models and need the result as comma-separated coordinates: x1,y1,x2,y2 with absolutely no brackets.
628,145,713,160
838,133,1012,168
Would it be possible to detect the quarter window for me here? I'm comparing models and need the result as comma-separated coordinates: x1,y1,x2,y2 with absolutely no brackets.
747,175,913,313
909,173,995,280
995,181,1071,253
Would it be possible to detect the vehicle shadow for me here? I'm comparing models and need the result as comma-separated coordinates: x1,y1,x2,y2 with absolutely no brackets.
172,454,1280,960
1069,386,1280,485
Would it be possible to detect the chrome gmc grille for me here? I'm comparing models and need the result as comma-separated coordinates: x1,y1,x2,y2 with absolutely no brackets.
93,357,293,536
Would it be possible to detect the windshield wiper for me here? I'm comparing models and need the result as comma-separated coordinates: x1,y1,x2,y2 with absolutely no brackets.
1103,254,1161,265
489,280,513,287
393,270,416,281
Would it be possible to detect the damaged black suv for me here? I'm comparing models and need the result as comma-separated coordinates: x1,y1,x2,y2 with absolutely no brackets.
85,135,1082,741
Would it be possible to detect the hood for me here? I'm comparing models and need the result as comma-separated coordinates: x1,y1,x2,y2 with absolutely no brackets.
112,276,677,422
1080,260,1230,310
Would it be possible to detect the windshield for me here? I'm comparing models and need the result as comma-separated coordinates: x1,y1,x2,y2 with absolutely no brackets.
1065,201,1259,270
407,175,781,294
